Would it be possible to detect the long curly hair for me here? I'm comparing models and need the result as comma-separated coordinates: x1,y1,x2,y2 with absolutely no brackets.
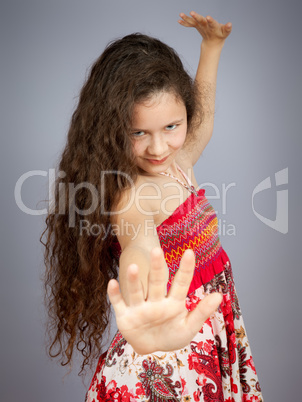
40,33,202,374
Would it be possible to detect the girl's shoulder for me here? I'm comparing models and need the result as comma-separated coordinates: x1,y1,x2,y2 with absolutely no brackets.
111,173,175,227
112,159,198,227
111,174,164,223
124,173,168,210
115,169,197,227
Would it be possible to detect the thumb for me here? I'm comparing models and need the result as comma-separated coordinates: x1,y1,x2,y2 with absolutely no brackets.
186,292,222,334
223,22,232,36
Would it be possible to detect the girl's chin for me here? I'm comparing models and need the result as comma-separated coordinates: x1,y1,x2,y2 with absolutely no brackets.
138,161,170,174
138,167,164,176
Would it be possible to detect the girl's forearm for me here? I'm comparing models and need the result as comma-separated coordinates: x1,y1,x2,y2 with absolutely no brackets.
195,41,224,131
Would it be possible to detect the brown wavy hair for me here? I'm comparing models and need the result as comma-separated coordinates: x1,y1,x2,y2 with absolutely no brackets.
40,33,202,374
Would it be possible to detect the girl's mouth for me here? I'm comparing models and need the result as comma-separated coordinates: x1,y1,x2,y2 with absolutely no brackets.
147,155,169,165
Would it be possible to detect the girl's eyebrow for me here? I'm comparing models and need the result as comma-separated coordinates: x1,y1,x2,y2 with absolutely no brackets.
131,118,185,131
167,118,184,125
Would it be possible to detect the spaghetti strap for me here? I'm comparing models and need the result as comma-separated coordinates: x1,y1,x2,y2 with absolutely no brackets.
159,164,198,196
176,164,196,191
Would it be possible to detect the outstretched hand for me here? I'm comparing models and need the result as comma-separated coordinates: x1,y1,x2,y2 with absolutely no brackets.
178,11,232,46
107,247,222,355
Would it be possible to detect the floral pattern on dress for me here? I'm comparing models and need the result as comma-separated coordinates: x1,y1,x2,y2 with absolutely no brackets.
86,187,263,401
85,261,263,402
137,357,181,401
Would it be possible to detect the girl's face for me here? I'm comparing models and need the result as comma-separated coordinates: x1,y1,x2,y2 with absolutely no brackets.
131,91,187,175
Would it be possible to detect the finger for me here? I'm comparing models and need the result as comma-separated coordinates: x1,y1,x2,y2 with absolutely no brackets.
222,22,232,36
190,11,207,25
207,15,224,31
186,292,223,334
178,19,191,28
126,264,145,306
168,249,195,301
206,15,214,24
178,12,196,27
147,247,167,301
107,279,127,317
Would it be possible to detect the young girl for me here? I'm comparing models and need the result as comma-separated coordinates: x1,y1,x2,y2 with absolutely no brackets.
42,11,263,401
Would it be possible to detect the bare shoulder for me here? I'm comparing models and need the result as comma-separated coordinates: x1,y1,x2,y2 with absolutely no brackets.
111,175,162,251
112,175,162,220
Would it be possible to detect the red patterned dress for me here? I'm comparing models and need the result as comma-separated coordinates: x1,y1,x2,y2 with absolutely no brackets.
85,175,263,401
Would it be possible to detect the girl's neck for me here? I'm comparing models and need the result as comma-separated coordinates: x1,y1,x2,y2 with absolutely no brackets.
161,160,179,177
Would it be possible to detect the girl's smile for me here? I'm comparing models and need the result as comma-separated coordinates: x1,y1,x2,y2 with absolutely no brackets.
147,155,169,164
131,91,187,174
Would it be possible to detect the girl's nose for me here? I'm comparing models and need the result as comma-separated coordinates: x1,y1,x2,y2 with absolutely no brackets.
147,134,168,156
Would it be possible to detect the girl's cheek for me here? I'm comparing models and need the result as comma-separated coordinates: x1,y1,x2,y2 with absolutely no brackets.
174,131,187,148
133,137,148,155
131,139,138,153
132,141,143,157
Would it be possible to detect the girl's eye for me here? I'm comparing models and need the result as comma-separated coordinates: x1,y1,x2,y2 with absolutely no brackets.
131,131,145,137
166,124,177,131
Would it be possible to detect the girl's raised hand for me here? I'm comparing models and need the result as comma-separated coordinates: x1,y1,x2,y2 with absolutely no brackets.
107,247,222,355
178,11,232,46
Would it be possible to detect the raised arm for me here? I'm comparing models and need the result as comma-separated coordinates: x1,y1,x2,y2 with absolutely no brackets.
178,11,232,165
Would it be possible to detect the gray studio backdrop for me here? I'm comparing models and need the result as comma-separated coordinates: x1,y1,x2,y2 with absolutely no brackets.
1,0,301,401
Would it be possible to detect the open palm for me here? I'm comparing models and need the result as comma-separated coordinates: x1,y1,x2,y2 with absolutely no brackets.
107,248,222,355
179,11,232,45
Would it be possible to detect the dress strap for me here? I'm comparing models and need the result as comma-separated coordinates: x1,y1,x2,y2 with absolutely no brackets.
176,165,196,190
159,165,198,196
